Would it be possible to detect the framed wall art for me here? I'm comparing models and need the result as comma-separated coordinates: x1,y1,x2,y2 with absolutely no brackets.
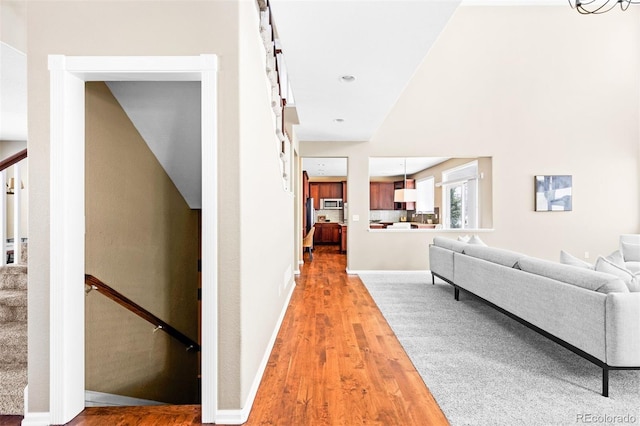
535,175,572,212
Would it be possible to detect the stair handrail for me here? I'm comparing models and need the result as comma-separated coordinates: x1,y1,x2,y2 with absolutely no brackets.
0,149,27,172
85,274,200,352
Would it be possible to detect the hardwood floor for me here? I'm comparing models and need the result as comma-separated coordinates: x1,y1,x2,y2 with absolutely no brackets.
1,245,448,425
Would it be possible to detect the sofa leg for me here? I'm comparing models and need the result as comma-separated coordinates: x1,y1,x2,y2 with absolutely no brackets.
602,368,609,397
431,273,435,285
454,287,460,301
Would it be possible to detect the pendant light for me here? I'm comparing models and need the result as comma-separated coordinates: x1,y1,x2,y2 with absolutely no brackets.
394,158,417,203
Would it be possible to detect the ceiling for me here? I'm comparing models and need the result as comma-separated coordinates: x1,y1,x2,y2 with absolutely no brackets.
106,81,202,209
303,156,450,177
269,0,462,142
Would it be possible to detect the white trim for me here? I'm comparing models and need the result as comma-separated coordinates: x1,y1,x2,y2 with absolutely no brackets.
20,412,50,426
200,53,219,424
21,386,50,426
45,55,219,425
13,163,22,264
48,54,86,425
216,280,296,424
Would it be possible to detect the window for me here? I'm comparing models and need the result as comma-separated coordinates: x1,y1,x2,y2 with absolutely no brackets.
441,161,478,229
415,176,435,213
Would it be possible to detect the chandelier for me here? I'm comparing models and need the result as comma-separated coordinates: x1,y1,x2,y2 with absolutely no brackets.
569,0,640,14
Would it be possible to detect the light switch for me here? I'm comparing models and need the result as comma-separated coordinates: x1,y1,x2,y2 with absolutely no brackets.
352,215,360,222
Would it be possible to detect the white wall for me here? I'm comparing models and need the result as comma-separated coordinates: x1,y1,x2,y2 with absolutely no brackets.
302,6,640,271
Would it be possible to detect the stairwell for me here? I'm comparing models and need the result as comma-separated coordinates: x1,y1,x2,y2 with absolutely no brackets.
0,264,27,415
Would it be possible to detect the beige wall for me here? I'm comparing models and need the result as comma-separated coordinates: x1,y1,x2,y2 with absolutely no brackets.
0,0,27,52
302,7,640,271
84,82,199,403
238,0,296,406
27,0,295,414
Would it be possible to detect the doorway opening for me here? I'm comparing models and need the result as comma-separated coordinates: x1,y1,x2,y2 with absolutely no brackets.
47,55,218,425
301,157,348,262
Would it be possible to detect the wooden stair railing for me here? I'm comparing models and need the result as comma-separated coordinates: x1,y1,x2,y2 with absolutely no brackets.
0,148,27,172
85,274,200,352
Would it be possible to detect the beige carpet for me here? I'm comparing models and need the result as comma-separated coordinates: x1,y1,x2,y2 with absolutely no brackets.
0,266,27,415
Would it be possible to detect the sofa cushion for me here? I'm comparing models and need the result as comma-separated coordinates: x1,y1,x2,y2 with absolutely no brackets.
433,237,467,253
518,256,629,294
626,262,640,274
606,250,625,268
462,244,523,268
621,241,640,262
560,250,593,270
594,256,640,292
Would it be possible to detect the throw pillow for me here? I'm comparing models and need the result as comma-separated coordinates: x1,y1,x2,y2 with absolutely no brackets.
606,250,625,268
468,235,488,246
559,250,593,270
621,241,640,262
457,235,470,243
594,256,640,292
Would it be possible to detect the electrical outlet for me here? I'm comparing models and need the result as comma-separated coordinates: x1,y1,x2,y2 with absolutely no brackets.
584,251,589,259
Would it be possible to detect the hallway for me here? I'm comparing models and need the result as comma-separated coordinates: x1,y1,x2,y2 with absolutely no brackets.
1,245,448,425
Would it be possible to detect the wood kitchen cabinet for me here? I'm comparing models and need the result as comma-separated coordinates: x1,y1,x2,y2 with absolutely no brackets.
340,225,347,253
310,183,320,210
310,182,342,209
319,182,343,200
342,181,347,202
370,182,394,210
394,179,415,210
313,222,341,244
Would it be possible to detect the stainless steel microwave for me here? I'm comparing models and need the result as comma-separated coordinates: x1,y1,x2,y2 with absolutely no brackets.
320,198,343,210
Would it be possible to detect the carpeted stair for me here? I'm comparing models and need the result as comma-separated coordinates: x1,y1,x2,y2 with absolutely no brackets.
0,265,27,415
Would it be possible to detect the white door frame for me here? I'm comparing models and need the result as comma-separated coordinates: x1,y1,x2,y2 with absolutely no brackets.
47,55,218,424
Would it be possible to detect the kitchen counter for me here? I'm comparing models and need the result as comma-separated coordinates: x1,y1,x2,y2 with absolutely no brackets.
369,221,438,229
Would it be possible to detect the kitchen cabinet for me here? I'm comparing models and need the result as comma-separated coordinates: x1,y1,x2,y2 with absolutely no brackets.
310,183,320,210
340,225,347,253
313,222,341,244
394,179,415,211
303,171,310,201
370,182,394,210
319,182,343,200
311,182,343,209
342,181,347,202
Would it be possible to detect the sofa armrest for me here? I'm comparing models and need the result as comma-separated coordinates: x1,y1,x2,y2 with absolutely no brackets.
429,245,454,282
605,292,640,366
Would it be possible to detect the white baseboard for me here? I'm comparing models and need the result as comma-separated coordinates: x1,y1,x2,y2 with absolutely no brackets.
216,280,296,424
21,412,50,426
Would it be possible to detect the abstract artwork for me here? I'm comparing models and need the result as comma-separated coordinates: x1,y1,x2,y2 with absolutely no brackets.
535,175,572,212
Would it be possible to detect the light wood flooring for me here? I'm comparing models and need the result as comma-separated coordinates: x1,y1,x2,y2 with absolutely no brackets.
1,245,449,425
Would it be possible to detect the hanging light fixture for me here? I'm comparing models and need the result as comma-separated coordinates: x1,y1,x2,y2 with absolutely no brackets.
569,0,640,14
394,158,417,203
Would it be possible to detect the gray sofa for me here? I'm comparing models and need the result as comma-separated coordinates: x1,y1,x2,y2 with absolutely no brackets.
429,236,640,397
